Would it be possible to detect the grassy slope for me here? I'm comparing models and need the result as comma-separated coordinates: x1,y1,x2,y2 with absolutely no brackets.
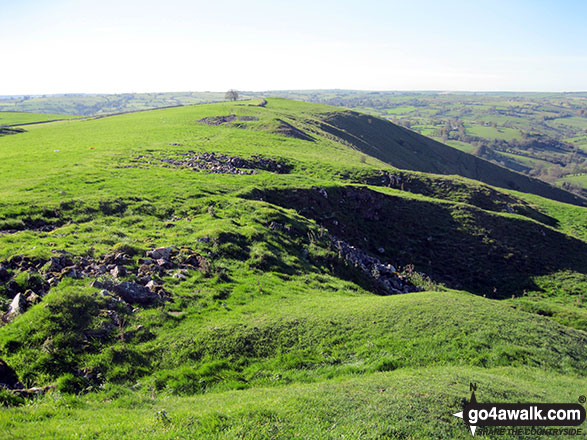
301,108,584,206
0,98,585,439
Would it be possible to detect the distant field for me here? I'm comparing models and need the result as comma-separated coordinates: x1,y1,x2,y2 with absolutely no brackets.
0,92,255,116
465,124,521,141
0,111,78,126
443,140,475,154
561,173,587,186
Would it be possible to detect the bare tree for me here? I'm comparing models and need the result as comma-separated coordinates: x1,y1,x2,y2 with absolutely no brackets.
225,89,239,101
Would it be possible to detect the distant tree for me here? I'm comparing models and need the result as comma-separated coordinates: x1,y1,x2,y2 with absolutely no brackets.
225,89,239,101
473,144,489,157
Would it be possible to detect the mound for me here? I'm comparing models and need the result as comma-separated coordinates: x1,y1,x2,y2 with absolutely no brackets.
250,185,587,297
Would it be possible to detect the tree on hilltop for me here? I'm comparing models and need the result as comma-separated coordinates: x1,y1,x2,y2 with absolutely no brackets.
225,89,239,101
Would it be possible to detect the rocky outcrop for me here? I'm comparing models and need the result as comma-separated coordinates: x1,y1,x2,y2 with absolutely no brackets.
330,235,418,295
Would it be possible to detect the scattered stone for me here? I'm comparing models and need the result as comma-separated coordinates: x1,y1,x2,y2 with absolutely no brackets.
198,115,238,125
1,244,209,310
110,265,126,278
45,255,74,274
10,384,56,398
156,258,171,268
145,280,159,291
140,151,292,175
5,280,19,297
172,270,187,280
98,289,113,298
315,187,328,198
47,277,58,286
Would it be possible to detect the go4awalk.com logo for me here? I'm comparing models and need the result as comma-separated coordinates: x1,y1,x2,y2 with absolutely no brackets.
453,383,586,437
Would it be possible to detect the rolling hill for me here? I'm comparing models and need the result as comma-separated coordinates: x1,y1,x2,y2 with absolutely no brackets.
0,98,585,439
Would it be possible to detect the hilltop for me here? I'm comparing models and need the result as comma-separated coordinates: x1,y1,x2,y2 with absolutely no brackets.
0,98,585,439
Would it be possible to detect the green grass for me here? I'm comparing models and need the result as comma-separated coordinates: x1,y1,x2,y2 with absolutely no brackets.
466,124,521,141
1,366,584,440
443,140,476,154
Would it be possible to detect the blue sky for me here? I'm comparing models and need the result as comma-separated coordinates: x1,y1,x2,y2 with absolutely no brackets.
1,0,586,94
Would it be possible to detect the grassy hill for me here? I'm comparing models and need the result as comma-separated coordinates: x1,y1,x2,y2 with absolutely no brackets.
269,91,587,196
0,98,585,439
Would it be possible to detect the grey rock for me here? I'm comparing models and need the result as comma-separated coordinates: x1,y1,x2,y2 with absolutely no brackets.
112,282,160,304
7,293,26,317
147,246,174,260
156,258,170,267
172,271,187,280
89,280,105,289
24,290,41,305
110,265,126,278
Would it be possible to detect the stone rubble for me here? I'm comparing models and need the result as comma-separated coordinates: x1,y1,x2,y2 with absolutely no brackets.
0,245,211,322
138,151,292,175
158,150,291,175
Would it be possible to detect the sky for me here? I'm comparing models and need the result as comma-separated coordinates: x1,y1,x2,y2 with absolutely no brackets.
1,0,586,94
